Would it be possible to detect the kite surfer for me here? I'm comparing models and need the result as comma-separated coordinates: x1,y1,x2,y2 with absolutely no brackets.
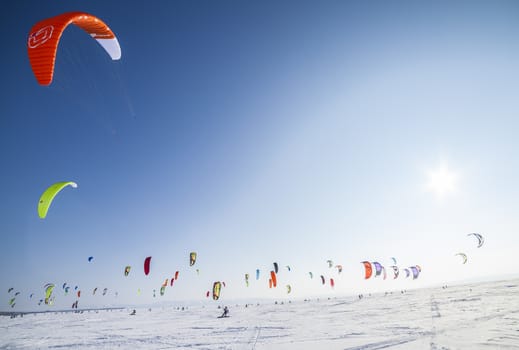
219,306,229,318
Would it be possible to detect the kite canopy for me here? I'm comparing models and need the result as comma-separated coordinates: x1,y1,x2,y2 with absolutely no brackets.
468,233,484,248
212,282,221,300
189,252,197,266
373,262,383,277
456,253,468,264
391,265,399,279
270,271,277,288
38,181,77,219
409,266,420,279
144,256,152,275
28,11,121,85
44,283,55,305
361,261,373,279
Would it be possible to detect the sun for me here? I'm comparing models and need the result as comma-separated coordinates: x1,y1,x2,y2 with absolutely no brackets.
425,163,458,198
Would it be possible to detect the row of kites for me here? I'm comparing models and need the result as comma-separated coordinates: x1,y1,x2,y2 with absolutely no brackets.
6,253,197,309
361,261,421,280
6,252,422,308
7,231,488,308
8,283,114,309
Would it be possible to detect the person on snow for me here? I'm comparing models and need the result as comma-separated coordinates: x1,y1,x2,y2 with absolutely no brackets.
221,306,229,317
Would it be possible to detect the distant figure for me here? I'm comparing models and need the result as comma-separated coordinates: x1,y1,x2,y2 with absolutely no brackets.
220,306,229,318
130,309,136,316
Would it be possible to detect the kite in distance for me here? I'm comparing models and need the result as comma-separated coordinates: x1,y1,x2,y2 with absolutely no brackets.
270,271,277,288
144,256,152,275
390,265,399,279
409,266,420,279
190,252,197,266
456,253,468,264
44,283,55,305
467,233,484,248
212,282,222,300
372,262,383,277
38,181,77,218
361,261,373,279
27,12,121,85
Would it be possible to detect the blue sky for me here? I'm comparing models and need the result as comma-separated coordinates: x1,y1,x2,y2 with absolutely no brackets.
2,1,519,311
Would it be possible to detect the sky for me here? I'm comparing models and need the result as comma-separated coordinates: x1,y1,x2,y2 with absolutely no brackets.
2,0,519,311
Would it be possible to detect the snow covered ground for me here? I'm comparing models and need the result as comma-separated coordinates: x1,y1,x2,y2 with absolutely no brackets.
1,278,518,349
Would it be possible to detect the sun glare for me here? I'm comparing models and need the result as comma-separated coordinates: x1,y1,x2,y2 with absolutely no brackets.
426,164,458,198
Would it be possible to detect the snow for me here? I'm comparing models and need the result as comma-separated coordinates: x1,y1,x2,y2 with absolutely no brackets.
1,278,519,349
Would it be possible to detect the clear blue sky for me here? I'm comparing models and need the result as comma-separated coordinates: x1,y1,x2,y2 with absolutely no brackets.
2,0,519,311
